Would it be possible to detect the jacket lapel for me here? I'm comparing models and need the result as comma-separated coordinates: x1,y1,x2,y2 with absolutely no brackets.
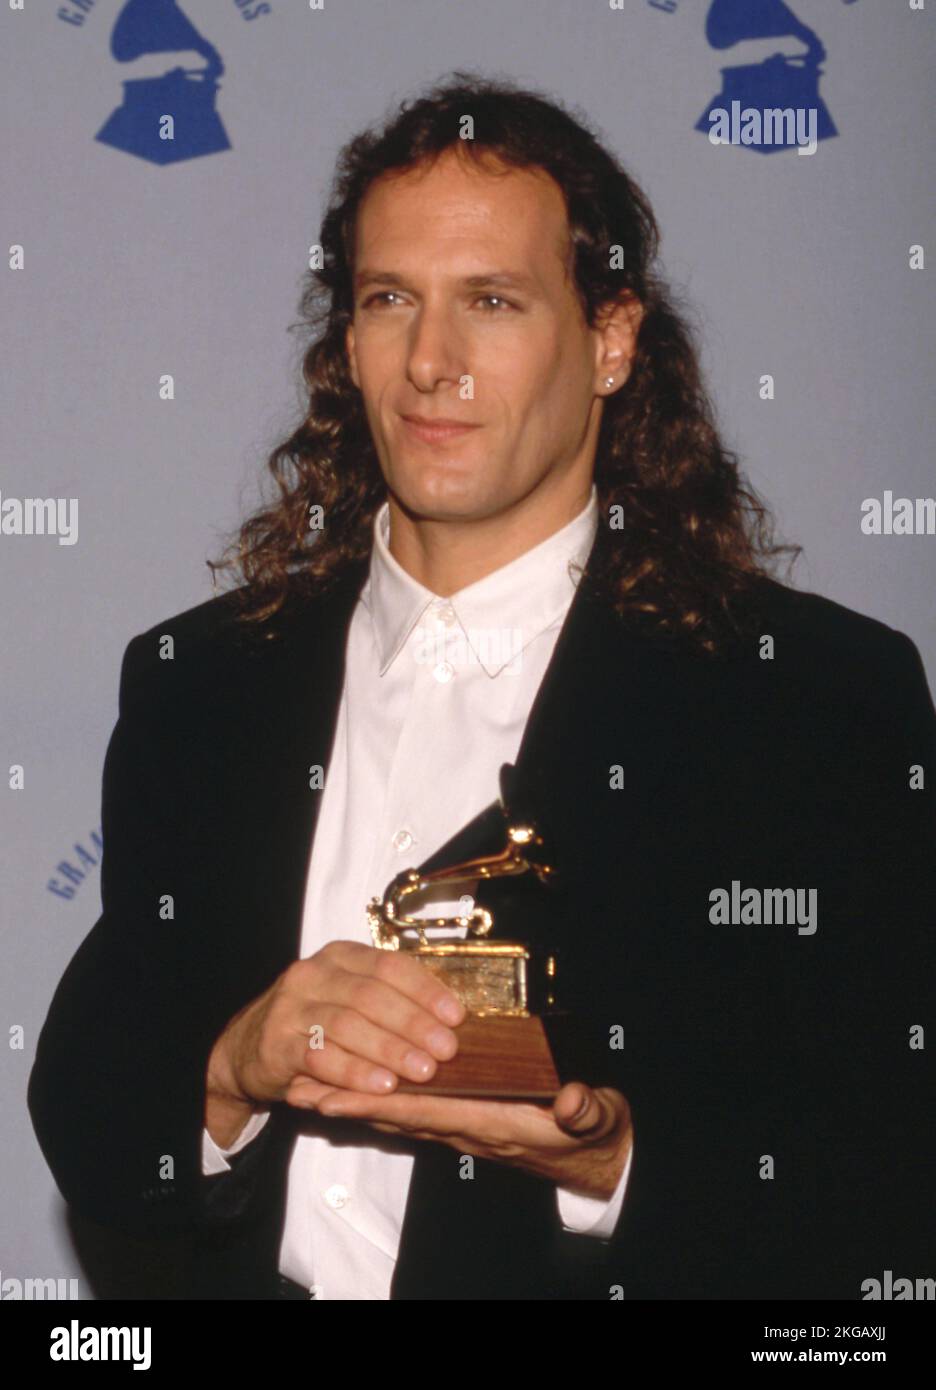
500,544,700,885
214,561,371,999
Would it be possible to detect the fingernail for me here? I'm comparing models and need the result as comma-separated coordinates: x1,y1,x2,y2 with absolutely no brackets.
428,1026,457,1059
573,1093,589,1120
368,1068,396,1091
403,1049,434,1080
435,995,463,1025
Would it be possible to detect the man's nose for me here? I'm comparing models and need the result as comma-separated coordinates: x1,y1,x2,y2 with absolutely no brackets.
405,306,465,391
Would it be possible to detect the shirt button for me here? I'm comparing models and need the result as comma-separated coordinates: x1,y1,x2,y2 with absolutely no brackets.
436,602,456,626
392,828,414,852
433,661,454,683
323,1184,349,1211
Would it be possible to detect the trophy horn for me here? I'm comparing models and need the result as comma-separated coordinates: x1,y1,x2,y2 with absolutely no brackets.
367,821,556,950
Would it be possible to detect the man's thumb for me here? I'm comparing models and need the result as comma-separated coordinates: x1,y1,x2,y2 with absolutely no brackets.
555,1083,603,1135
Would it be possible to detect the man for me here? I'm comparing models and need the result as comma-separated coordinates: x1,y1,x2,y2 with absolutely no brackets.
28,74,935,1301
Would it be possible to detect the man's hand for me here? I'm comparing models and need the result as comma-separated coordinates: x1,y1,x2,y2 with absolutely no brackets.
205,940,632,1199
286,1078,634,1200
205,940,466,1146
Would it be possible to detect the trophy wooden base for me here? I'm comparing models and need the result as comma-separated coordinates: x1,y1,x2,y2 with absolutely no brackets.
396,1013,561,1102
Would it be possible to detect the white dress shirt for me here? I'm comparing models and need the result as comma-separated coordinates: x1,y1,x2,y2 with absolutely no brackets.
201,484,633,1299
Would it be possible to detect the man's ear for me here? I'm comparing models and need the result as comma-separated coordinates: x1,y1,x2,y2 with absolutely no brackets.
346,323,359,388
594,291,644,388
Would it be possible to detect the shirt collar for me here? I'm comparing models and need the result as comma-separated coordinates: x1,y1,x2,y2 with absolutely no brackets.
361,485,599,677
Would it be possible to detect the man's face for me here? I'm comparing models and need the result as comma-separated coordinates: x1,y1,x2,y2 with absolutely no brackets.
346,148,615,524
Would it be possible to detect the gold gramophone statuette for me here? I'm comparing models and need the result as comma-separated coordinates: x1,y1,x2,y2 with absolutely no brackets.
366,818,562,1100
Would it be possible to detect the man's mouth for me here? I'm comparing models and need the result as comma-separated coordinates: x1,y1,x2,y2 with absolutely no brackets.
400,414,482,444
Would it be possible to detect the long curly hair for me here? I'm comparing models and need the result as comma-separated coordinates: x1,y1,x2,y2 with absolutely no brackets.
208,70,798,653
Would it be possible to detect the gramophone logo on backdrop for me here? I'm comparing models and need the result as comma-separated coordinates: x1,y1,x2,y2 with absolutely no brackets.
95,0,230,164
695,0,837,155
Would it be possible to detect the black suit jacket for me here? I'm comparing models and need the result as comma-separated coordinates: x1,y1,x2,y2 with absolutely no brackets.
28,534,936,1300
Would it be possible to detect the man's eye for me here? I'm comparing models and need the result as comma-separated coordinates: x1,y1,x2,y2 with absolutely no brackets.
361,292,402,309
360,293,516,311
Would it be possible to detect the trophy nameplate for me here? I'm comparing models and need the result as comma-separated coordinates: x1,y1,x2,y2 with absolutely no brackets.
366,768,564,1102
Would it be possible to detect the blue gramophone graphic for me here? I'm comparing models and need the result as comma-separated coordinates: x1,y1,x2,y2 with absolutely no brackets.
695,0,837,153
95,0,231,164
